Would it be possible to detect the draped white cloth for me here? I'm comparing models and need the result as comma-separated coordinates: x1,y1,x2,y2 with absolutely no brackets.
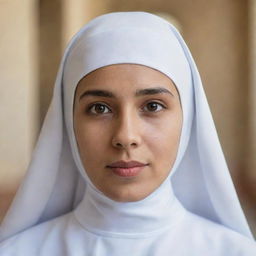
0,11,255,255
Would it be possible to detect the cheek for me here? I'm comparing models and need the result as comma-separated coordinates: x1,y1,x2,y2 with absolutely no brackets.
75,122,109,159
144,114,182,159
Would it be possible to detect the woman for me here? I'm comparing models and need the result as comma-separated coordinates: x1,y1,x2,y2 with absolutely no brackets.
0,11,255,255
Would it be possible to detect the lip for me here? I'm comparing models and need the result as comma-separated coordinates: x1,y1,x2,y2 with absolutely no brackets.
107,160,148,168
106,160,149,177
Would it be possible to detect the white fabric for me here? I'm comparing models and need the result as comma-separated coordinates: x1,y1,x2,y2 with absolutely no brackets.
0,182,255,255
0,11,255,254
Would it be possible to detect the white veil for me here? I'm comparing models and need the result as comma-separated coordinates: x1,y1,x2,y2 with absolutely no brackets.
0,12,253,241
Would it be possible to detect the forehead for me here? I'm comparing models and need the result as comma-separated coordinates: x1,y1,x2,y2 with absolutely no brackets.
75,64,179,96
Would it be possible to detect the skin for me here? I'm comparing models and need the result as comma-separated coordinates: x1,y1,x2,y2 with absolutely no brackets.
73,64,182,202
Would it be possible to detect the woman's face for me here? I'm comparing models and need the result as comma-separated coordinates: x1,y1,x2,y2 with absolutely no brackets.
73,64,182,202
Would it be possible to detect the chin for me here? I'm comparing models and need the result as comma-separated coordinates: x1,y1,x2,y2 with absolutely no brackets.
102,186,152,202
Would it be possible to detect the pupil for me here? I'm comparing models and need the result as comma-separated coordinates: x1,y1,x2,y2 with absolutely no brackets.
96,104,105,113
148,103,157,111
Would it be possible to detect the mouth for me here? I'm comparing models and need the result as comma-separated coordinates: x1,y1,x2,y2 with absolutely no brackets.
106,160,149,177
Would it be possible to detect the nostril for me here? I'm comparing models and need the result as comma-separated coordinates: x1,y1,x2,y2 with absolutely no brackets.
114,141,138,149
116,142,122,147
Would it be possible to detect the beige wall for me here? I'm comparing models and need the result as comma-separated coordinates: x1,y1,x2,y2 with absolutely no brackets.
39,0,62,123
249,0,256,181
0,0,38,194
62,0,111,47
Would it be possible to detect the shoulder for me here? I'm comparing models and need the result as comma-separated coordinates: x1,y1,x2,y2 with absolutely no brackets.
0,213,73,255
181,211,256,255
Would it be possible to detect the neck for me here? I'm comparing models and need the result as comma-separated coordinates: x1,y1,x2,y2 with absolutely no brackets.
74,179,185,238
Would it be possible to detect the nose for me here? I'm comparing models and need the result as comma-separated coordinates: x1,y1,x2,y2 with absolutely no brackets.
111,110,141,150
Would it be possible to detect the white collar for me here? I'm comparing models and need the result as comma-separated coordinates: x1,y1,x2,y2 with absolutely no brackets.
74,180,186,238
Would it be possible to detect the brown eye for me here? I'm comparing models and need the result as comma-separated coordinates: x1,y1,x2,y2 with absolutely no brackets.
143,102,165,112
88,103,111,114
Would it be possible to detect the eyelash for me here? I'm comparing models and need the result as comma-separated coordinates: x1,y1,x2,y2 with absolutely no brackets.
86,101,167,115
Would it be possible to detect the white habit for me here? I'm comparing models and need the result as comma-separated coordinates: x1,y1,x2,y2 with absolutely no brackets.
0,12,255,255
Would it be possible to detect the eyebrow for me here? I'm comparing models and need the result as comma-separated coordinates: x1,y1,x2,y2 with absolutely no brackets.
135,87,174,97
79,86,174,101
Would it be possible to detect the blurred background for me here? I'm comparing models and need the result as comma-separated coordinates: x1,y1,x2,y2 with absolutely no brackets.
0,0,255,235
